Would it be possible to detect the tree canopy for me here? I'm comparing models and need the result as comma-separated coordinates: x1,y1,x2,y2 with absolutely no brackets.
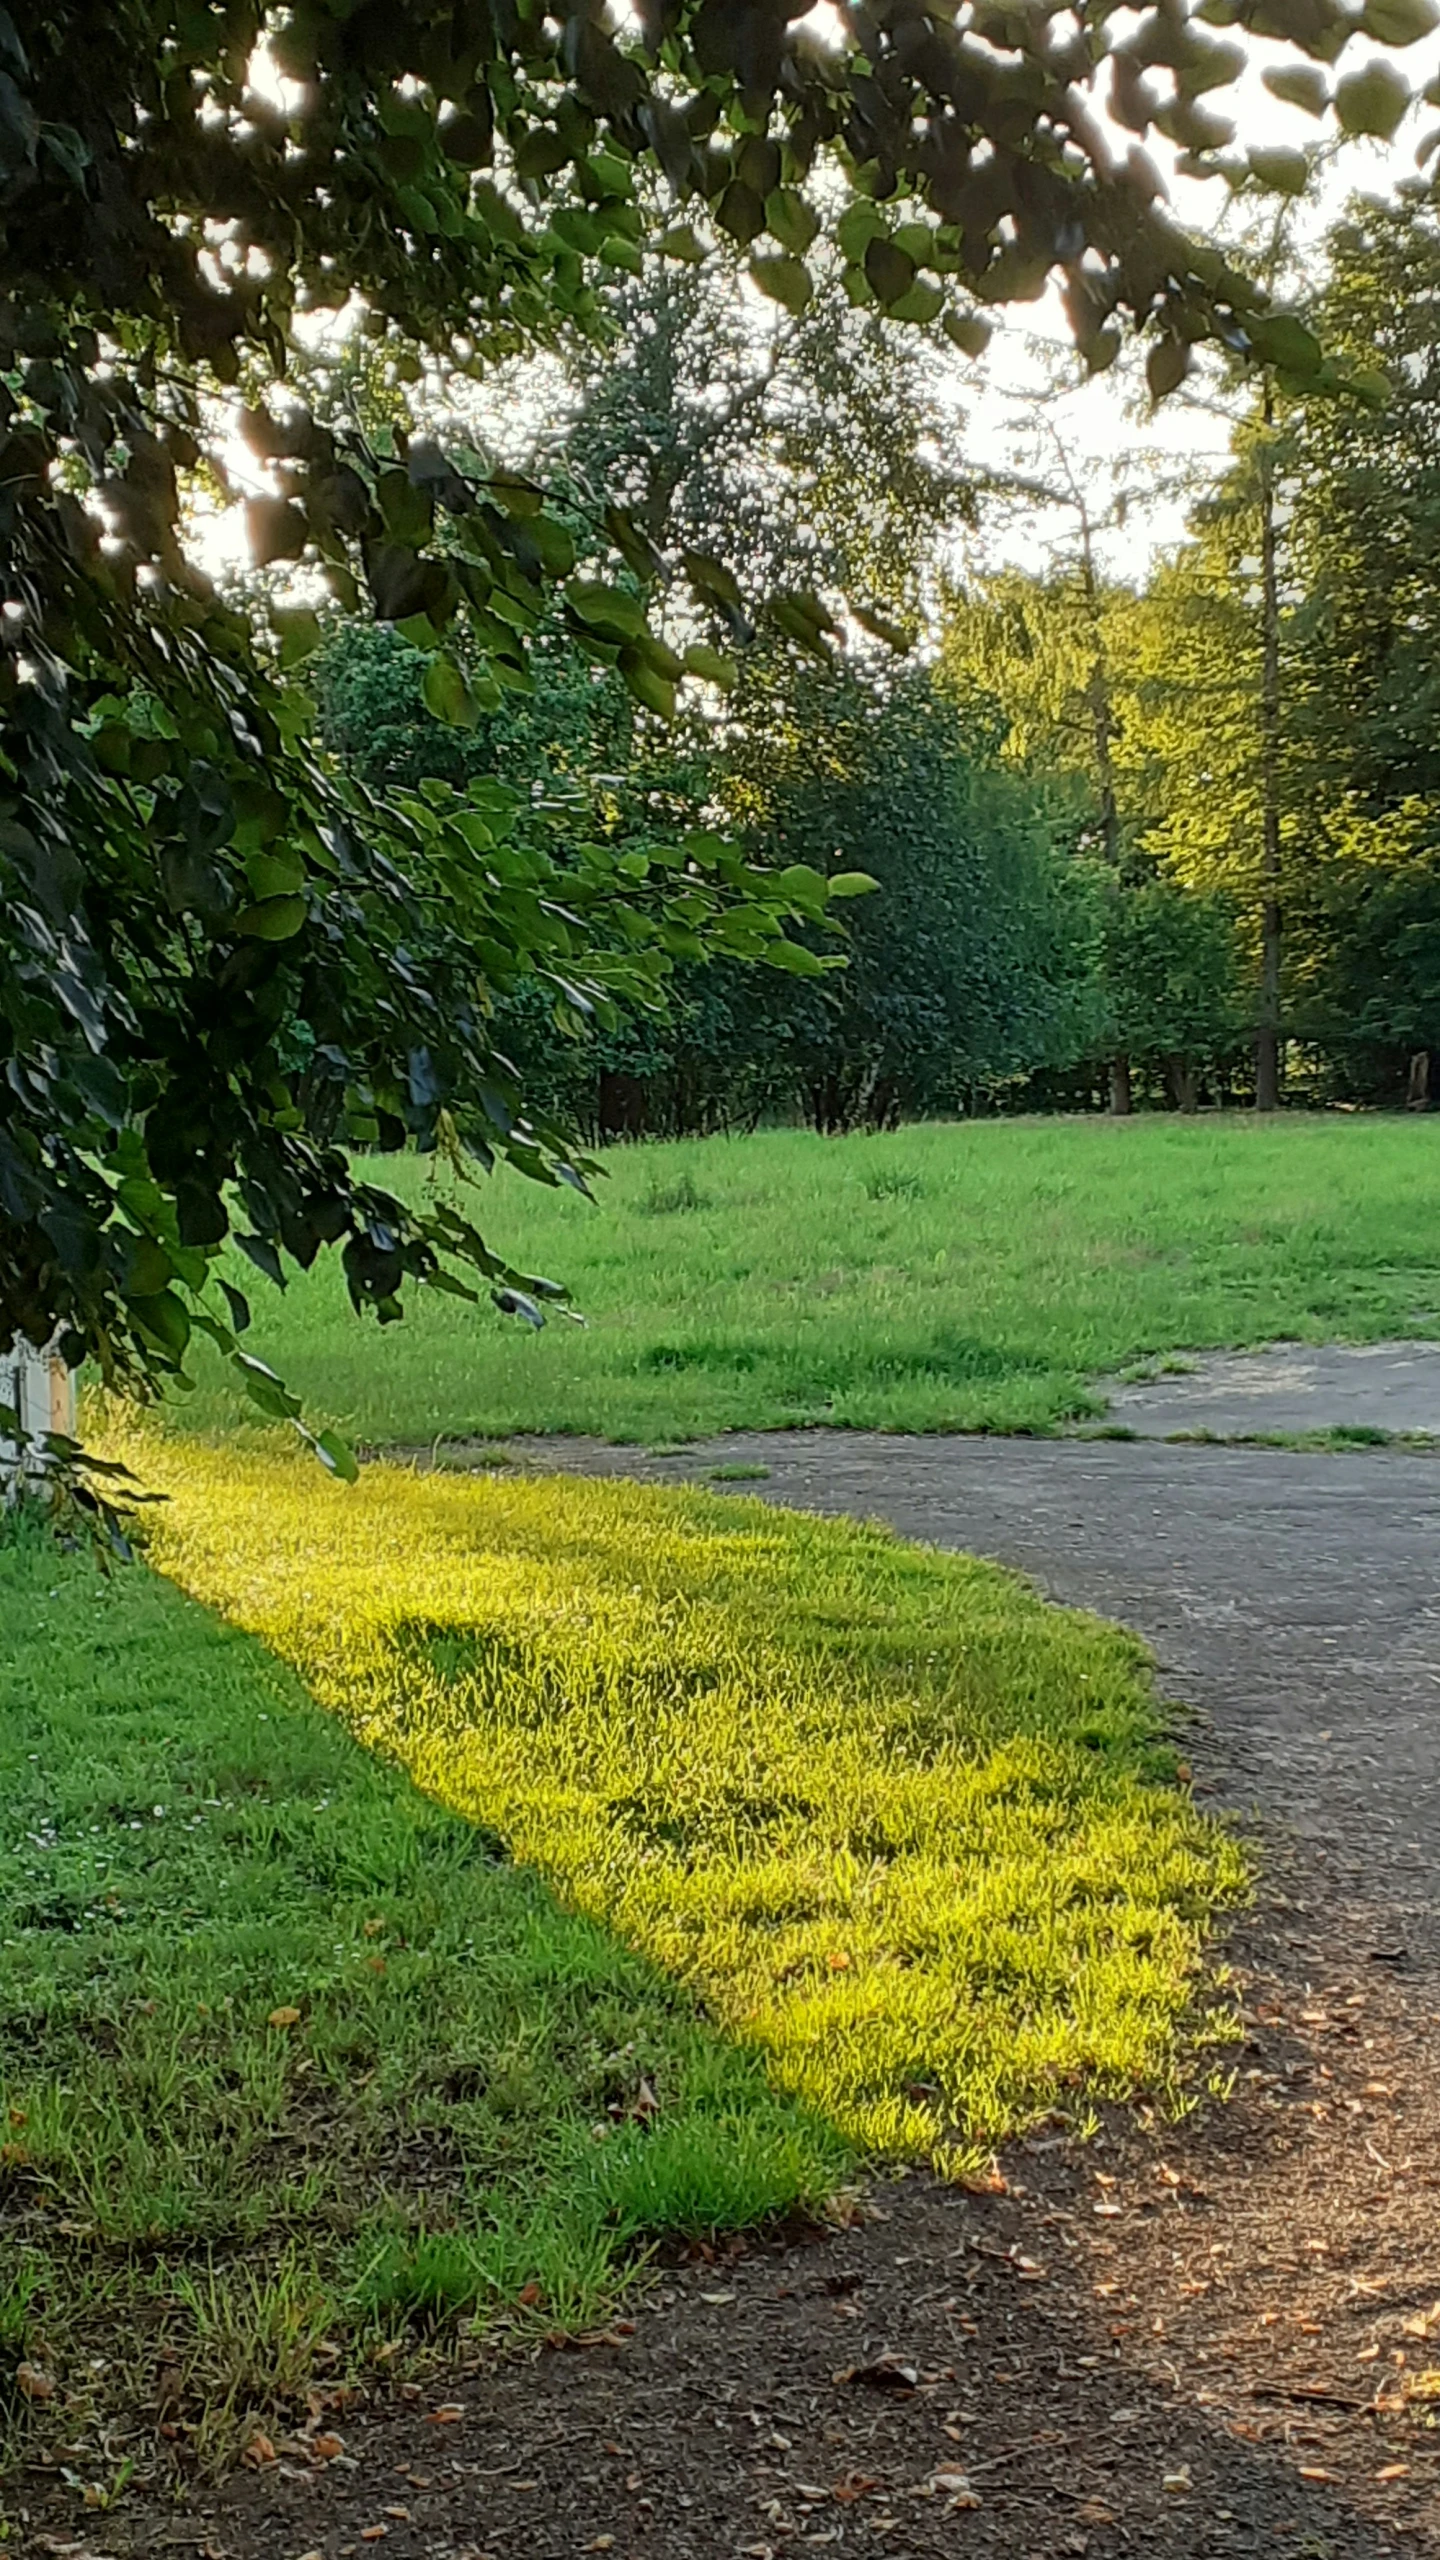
4,0,1434,1483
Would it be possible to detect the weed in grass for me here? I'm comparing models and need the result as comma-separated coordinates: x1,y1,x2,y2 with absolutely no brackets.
707,1463,772,1482
124,1115,1440,1449
167,2251,332,2462
862,1164,925,1202
429,1440,514,1471
1162,1424,1432,1455
0,2266,39,2397
639,1171,707,1216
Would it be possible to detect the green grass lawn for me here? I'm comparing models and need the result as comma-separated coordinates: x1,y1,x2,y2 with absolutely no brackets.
156,1115,1440,1447
2,1440,1243,2458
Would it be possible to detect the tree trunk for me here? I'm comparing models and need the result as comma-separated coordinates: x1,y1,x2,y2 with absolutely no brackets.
1109,1054,1132,1117
1079,513,1123,872
1408,1049,1431,1111
1256,387,1283,1114
597,1070,647,1140
1169,1057,1199,1114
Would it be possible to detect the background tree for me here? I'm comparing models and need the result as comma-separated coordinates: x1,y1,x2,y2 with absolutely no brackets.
719,668,1091,1133
315,251,1079,1140
1281,182,1440,1097
1093,870,1245,1111
943,408,1165,1115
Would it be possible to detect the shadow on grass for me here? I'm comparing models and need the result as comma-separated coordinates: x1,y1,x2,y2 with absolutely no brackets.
0,1523,844,2470
3,1438,1246,2464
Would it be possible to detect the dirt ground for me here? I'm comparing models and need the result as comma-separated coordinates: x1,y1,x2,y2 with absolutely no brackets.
16,1437,1440,2560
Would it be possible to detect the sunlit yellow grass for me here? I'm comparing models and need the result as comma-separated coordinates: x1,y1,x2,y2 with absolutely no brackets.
124,1435,1247,2160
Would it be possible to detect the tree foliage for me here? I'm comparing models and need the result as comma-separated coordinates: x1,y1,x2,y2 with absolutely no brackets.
732,672,1094,1131
5,0,1431,1469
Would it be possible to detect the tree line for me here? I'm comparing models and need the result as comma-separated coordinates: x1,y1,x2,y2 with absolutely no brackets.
316,178,1440,1137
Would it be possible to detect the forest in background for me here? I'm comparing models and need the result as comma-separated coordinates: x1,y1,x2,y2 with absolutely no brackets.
309,179,1440,1138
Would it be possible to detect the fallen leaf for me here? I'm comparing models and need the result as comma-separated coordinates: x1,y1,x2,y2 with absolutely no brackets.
383,2506,411,2521
836,2355,918,2391
16,2361,56,2401
1079,2501,1117,2526
1093,2200,1122,2218
1162,2465,1192,2494
367,1955,387,1974
243,2432,277,2467
310,2430,345,2460
427,2403,466,2423
827,1951,851,1971
268,2005,301,2029
582,2542,616,2554
360,2530,388,2545
516,2281,543,2309
930,2464,982,2507
1298,2466,1341,2483
833,2472,879,2503
700,2290,736,2305
1376,2465,1411,2482
363,1918,386,1936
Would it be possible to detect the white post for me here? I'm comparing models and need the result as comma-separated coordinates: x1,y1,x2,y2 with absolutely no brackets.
1,1337,76,1498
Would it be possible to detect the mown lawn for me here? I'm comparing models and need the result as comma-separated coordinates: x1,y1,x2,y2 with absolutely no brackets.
154,1115,1440,1447
3,1441,1243,2455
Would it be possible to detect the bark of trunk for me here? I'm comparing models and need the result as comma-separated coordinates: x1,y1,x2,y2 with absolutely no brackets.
1169,1058,1199,1114
1408,1049,1431,1111
1256,389,1283,1114
1080,517,1133,1127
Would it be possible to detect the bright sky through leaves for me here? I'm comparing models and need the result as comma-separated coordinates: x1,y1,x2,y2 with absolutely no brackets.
202,19,1440,599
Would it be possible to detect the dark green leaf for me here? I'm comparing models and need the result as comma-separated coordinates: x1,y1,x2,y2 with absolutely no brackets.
423,653,481,728
749,254,813,314
234,894,307,941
